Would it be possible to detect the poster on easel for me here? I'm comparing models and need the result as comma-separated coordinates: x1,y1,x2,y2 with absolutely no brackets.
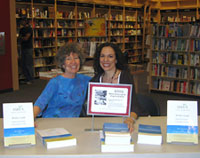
3,102,36,147
167,100,198,145
85,18,106,37
87,82,132,116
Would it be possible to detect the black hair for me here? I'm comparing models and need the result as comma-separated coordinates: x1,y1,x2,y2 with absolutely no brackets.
93,42,128,75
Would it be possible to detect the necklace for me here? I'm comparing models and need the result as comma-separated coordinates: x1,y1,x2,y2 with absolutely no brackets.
102,69,117,83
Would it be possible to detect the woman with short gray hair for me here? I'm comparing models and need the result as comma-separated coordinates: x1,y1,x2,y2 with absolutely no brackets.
33,42,91,118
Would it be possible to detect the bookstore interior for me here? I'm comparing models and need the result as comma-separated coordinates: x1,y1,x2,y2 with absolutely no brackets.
13,0,200,97
0,0,200,157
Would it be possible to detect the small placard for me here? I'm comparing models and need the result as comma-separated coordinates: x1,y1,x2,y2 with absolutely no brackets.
167,100,198,145
87,82,132,116
0,32,5,55
3,102,36,147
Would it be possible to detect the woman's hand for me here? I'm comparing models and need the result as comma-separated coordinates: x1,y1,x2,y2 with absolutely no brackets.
33,106,41,128
124,117,135,133
124,112,137,133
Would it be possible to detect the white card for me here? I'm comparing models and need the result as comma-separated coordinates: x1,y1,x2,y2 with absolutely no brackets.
167,100,198,126
167,100,198,144
3,102,34,128
3,102,35,147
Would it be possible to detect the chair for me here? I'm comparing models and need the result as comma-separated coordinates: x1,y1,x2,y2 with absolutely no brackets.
136,93,160,116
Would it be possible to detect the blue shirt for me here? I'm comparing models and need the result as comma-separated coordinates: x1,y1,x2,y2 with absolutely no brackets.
34,74,91,118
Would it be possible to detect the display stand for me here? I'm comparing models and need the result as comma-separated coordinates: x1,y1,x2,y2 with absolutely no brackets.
84,115,102,132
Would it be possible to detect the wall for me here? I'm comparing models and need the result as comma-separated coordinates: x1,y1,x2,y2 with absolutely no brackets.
0,1,13,91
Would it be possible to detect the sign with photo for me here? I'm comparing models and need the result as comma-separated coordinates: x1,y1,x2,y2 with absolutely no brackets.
87,82,132,116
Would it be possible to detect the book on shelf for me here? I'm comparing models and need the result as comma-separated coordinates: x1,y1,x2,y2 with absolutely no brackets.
100,130,134,152
137,124,162,145
36,128,77,149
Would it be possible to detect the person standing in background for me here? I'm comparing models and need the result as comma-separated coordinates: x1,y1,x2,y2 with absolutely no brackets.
19,18,34,85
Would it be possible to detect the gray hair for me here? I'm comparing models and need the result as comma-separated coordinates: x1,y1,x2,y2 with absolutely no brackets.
56,42,85,72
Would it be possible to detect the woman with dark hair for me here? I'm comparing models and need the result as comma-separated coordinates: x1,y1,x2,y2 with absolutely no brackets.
33,42,91,118
91,42,145,131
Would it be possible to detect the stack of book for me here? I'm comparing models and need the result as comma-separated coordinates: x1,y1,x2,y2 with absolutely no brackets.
100,123,134,152
36,128,77,149
137,124,162,145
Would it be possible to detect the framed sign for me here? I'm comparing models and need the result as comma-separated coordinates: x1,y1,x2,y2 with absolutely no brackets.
87,82,132,116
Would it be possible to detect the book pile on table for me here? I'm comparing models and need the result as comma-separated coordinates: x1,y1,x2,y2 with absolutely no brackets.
100,122,134,152
137,124,162,145
36,128,77,149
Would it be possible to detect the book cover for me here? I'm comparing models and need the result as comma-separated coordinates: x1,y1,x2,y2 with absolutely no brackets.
36,128,77,149
137,124,162,145
3,103,36,147
103,123,130,136
167,100,198,145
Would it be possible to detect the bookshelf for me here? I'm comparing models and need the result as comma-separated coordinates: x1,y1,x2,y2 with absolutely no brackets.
16,0,146,78
148,0,200,96
32,0,56,77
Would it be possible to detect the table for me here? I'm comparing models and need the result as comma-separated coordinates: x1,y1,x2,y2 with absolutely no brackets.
0,116,200,158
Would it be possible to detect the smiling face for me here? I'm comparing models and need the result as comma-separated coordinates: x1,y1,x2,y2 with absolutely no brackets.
99,46,117,73
63,52,80,78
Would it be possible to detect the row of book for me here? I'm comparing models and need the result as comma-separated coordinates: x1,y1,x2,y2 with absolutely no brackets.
153,79,189,93
34,58,55,67
57,29,76,37
32,7,55,19
161,15,196,23
57,11,75,19
34,48,56,58
34,29,55,38
191,53,200,66
152,51,200,67
190,68,200,80
16,8,31,18
152,24,190,37
57,20,76,28
152,64,188,79
152,24,200,38
36,123,162,151
33,19,54,28
190,82,200,95
152,52,188,65
34,39,55,48
152,38,190,51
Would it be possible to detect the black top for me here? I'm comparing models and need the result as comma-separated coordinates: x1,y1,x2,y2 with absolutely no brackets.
19,25,33,49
